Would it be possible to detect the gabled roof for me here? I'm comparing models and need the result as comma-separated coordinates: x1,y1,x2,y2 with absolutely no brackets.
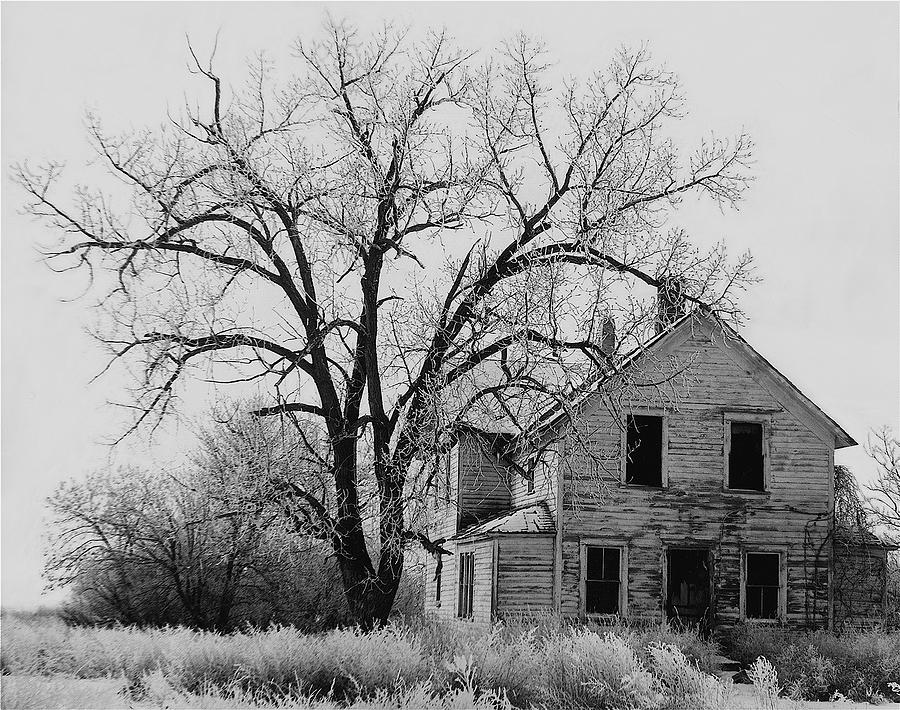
451,502,555,541
534,310,856,450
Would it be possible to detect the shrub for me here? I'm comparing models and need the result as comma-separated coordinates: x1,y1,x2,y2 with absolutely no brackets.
393,613,465,662
613,622,720,675
541,629,665,709
724,624,900,703
647,642,730,709
775,643,836,701
467,626,543,706
746,656,780,710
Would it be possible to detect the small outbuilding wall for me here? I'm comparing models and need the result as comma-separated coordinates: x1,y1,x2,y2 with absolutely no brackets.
832,541,888,627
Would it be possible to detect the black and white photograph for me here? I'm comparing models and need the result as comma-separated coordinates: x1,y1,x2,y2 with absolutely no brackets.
2,2,899,708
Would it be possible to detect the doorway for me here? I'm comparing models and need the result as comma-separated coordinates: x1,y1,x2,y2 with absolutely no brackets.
666,548,712,626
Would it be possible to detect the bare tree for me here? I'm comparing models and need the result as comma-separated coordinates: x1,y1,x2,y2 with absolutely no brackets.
18,21,753,626
46,465,254,631
45,412,348,631
868,428,900,543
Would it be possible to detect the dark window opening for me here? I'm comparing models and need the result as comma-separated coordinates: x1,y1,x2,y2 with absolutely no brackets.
443,449,453,503
626,415,663,486
728,422,765,490
746,552,780,619
431,449,453,506
585,546,621,614
434,560,442,605
525,454,537,494
666,549,711,622
457,552,475,619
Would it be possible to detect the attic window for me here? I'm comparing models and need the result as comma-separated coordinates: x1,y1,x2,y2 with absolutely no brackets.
728,421,765,491
745,552,781,619
625,415,663,487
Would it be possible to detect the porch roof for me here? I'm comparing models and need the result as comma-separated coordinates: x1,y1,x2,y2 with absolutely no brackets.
452,501,555,541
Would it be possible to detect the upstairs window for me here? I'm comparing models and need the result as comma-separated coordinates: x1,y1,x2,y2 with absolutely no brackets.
625,415,663,486
431,448,453,505
728,421,765,490
745,552,781,619
527,465,535,494
585,546,622,614
434,560,442,605
457,551,475,619
525,452,538,494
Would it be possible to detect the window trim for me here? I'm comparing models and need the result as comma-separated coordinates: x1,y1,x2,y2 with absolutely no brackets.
456,549,475,620
740,548,787,623
580,540,628,618
620,411,668,488
723,412,771,493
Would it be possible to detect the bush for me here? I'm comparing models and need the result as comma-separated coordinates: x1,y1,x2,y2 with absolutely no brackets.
647,643,730,710
542,629,664,709
724,624,900,703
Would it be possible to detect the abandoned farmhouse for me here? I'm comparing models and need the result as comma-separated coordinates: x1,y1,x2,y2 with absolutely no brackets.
424,297,891,630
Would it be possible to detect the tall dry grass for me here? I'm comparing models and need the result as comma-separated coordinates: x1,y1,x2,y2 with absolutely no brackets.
1,610,730,709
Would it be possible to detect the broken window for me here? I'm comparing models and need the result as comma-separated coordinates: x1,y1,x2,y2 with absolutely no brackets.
585,546,622,614
525,452,538,494
431,448,453,505
434,560,442,605
457,551,475,618
745,552,780,619
625,415,663,486
728,421,765,490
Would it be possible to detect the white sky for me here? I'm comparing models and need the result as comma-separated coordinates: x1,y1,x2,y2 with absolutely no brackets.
2,2,898,609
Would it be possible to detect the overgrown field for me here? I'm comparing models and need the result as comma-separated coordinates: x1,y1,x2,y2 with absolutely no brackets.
2,611,730,709
3,611,899,709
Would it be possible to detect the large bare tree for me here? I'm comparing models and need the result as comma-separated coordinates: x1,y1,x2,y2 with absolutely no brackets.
17,21,754,625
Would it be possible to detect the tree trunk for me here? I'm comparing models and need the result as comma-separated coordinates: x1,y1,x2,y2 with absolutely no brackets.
337,554,402,629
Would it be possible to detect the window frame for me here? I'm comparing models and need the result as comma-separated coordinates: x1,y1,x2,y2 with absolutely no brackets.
740,548,787,623
620,411,668,488
723,412,771,493
456,550,475,620
580,541,628,618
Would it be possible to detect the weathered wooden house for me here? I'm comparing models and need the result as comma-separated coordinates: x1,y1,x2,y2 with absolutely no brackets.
424,302,890,630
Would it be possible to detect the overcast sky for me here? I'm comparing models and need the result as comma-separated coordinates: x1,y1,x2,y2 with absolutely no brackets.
2,2,898,609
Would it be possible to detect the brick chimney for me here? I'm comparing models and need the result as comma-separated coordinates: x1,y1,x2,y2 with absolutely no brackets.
600,316,616,356
655,277,686,334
